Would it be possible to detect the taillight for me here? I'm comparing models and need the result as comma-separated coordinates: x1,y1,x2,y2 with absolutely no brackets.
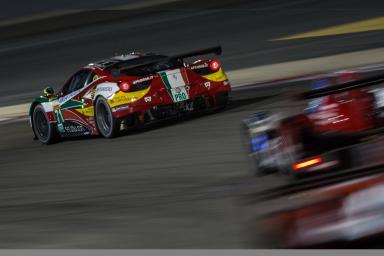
119,81,131,92
293,158,322,170
209,60,221,72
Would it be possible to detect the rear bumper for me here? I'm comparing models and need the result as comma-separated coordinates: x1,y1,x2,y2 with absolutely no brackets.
111,81,231,119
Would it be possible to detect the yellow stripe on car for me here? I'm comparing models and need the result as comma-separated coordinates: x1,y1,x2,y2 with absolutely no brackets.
202,68,228,82
107,86,151,108
75,106,95,117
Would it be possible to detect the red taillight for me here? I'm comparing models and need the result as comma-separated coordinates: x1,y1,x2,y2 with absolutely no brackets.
209,60,221,72
294,158,322,170
119,81,131,92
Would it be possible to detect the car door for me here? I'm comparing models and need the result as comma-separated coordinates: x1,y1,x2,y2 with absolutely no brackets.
55,70,93,134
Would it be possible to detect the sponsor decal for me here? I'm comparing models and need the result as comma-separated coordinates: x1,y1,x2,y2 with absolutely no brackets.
204,81,211,89
133,76,153,85
112,105,129,112
112,95,136,104
174,92,187,101
62,121,90,135
190,63,208,70
93,82,119,99
75,106,94,117
57,89,80,104
96,87,112,92
159,69,190,103
144,96,152,102
107,86,151,107
64,124,86,133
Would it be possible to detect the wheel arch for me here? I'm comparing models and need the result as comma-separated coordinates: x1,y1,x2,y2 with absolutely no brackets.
31,103,60,144
93,95,105,107
29,99,50,130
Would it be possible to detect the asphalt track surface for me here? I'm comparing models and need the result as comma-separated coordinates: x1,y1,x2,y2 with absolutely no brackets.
0,0,146,19
1,0,384,248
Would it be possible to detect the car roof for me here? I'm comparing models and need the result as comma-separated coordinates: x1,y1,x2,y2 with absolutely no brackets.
87,53,167,70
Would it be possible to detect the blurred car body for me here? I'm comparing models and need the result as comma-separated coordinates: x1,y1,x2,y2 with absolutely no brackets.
261,172,384,248
243,71,384,177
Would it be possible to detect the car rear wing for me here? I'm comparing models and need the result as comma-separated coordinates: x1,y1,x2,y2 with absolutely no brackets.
170,46,222,61
301,74,384,99
109,46,222,77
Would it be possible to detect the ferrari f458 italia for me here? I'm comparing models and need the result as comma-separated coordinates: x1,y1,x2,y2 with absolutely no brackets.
30,46,231,144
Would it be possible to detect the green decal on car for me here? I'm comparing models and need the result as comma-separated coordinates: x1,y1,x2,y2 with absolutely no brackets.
53,106,65,133
61,99,84,110
53,99,85,133
159,69,190,103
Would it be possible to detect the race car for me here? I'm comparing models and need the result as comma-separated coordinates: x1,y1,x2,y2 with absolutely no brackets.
30,46,231,144
250,167,384,248
243,71,384,177
264,173,384,249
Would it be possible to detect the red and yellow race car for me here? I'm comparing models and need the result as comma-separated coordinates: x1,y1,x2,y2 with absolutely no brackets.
29,46,231,144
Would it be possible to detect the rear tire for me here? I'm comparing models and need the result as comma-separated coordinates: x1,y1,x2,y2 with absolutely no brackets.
32,104,59,144
95,97,120,138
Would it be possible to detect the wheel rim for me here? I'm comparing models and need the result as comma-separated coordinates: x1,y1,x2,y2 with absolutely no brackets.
97,102,112,135
34,110,49,140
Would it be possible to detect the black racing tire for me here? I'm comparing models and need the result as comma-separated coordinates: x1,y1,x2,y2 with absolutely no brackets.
95,97,120,138
32,104,59,144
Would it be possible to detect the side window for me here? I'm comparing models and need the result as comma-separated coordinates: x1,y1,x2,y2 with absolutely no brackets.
89,72,100,83
61,71,91,95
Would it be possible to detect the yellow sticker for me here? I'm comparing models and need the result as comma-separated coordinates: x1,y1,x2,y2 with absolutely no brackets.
107,86,151,108
75,106,94,117
202,68,228,82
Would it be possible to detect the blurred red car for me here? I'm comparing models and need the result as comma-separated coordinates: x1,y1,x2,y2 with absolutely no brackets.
262,172,384,248
243,71,384,176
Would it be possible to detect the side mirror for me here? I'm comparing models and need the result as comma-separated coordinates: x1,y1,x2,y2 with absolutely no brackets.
43,86,55,97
